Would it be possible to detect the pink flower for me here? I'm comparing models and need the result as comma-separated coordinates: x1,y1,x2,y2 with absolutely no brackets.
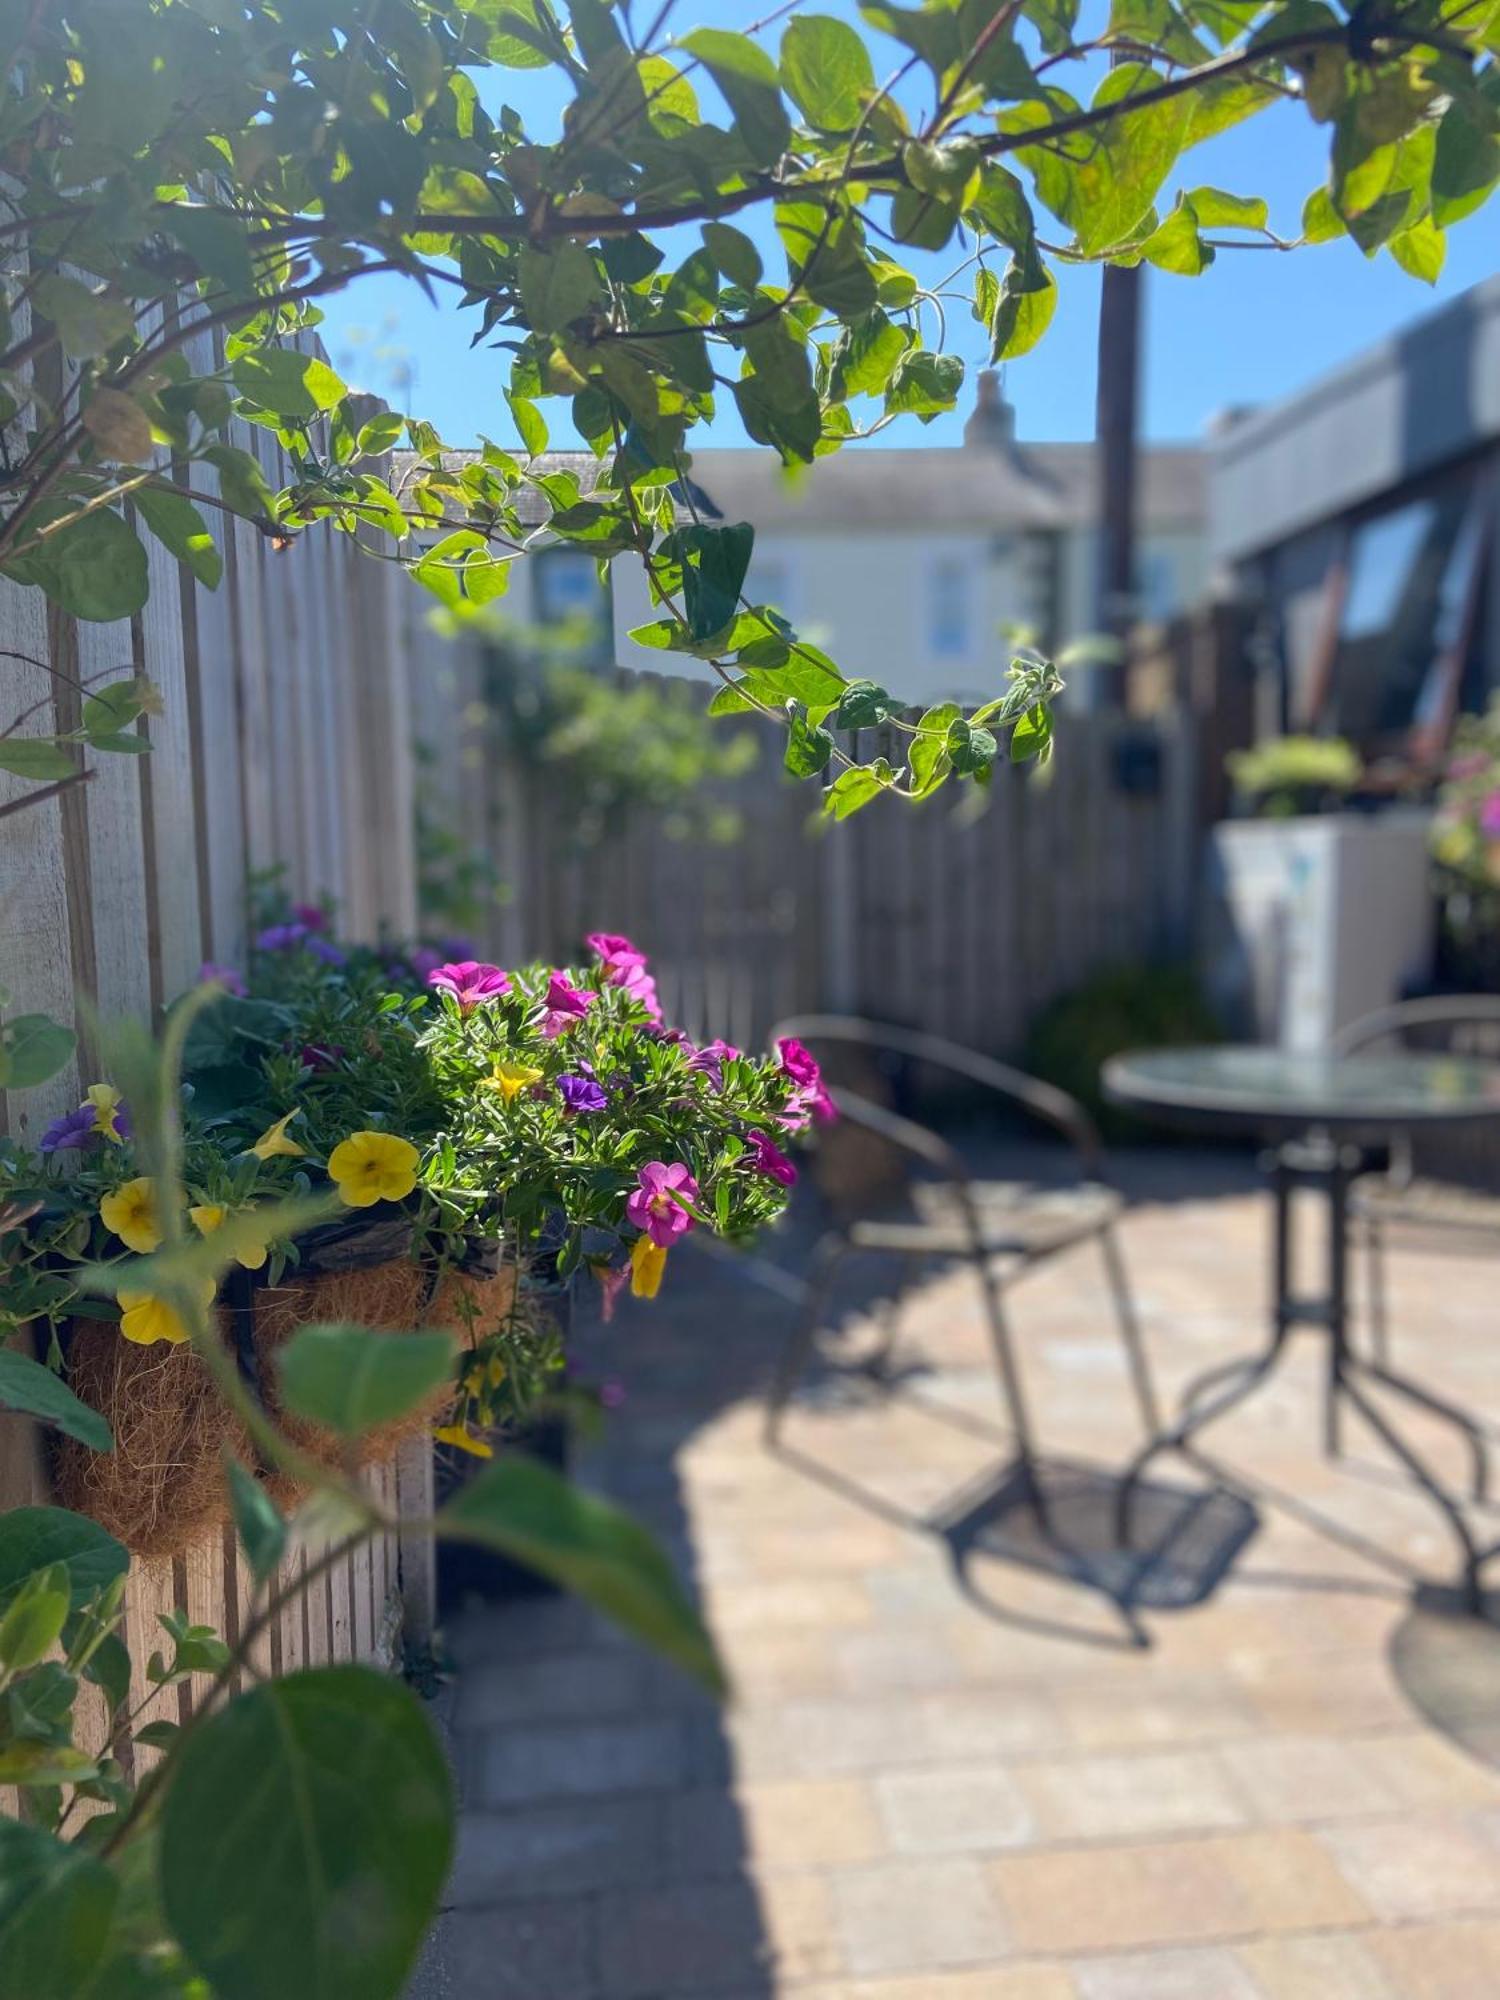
292,902,328,932
777,1037,822,1089
625,1161,701,1247
587,931,663,1021
540,972,594,1038
746,1129,798,1186
428,960,511,1012
1448,752,1490,782
1480,792,1500,839
780,1080,838,1132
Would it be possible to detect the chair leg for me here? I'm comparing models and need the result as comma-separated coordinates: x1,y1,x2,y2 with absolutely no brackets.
867,1251,922,1379
972,1251,1038,1466
1099,1223,1161,1437
764,1232,848,1446
1364,1218,1390,1368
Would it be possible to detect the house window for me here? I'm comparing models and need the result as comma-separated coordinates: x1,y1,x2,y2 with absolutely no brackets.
930,557,971,658
534,551,602,625
751,556,794,622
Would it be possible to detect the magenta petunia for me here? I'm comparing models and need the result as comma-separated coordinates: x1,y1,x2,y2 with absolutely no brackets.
746,1129,798,1186
776,1037,822,1089
585,932,643,968
540,972,594,1038
625,1160,701,1247
292,902,328,932
587,932,663,1021
428,960,511,1012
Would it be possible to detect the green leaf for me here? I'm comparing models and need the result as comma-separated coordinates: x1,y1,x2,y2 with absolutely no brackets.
885,350,964,421
161,1666,453,2000
438,1455,724,1688
204,444,276,524
822,762,892,818
277,1323,455,1439
0,739,78,781
0,1507,128,1614
0,1818,117,1999
83,1630,130,1717
506,392,549,456
1,505,149,622
1432,97,1499,229
412,529,510,608
356,410,406,456
679,29,791,164
675,521,755,645
2,1014,77,1089
80,677,149,740
516,243,601,335
1301,186,1345,242
1010,699,1054,762
780,14,875,130
1140,203,1213,274
835,680,897,729
831,309,908,401
909,702,961,798
991,257,1057,360
784,709,834,777
1389,213,1445,283
0,1350,111,1451
226,1457,285,1586
627,617,688,651
1186,186,1269,230
133,487,222,589
31,275,133,359
134,1718,182,1750
230,347,345,419
0,1564,70,1671
703,222,763,290
1004,67,1193,255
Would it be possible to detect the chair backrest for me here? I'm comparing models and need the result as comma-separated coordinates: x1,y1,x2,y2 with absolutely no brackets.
1330,996,1500,1062
769,1014,1102,1171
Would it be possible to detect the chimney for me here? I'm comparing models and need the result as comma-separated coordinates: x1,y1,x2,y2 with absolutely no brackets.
964,368,1016,450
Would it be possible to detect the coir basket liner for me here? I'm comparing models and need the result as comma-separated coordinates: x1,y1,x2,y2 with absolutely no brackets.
52,1220,516,1556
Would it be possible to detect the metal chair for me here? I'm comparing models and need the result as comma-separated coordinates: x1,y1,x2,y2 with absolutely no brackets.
762,1016,1160,1468
1332,995,1500,1366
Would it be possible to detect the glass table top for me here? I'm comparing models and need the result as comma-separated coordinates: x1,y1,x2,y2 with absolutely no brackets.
1103,1045,1500,1133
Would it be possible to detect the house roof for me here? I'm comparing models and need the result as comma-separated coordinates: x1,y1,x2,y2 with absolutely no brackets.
396,419,1206,536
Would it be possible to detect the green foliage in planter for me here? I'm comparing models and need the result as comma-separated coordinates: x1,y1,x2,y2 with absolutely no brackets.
1430,698,1500,989
1226,735,1365,819
0,0,1494,817
1024,961,1224,1138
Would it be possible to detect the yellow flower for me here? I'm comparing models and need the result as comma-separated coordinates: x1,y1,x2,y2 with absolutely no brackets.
480,1060,544,1103
434,1423,493,1459
189,1203,268,1271
630,1235,667,1300
251,1110,303,1160
100,1177,162,1254
328,1130,420,1208
85,1083,126,1144
117,1277,216,1346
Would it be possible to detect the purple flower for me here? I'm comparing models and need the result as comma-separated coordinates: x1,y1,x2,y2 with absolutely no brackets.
305,935,345,967
256,922,307,952
292,902,328,932
776,1037,822,1089
428,960,511,1012
438,935,476,960
299,1042,343,1072
39,1105,97,1154
408,946,443,980
1480,792,1500,839
558,1073,608,1114
540,972,594,1038
626,1161,700,1247
199,961,246,996
746,1129,798,1186
599,1378,627,1410
688,1037,741,1090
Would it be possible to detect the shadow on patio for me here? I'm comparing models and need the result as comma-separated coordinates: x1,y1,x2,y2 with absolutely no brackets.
424,1144,1500,1999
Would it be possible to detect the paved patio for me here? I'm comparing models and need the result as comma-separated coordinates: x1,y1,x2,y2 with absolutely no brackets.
426,1148,1500,1997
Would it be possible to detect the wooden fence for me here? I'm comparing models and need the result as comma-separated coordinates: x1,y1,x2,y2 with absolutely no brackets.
0,325,430,1774
418,656,1204,1056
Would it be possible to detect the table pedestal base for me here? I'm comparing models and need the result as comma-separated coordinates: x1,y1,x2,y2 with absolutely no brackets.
1116,1139,1493,1612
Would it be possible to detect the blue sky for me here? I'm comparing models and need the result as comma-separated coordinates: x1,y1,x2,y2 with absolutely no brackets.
318,4,1498,450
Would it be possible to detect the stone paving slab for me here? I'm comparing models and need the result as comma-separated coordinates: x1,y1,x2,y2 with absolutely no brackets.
414,1148,1500,1998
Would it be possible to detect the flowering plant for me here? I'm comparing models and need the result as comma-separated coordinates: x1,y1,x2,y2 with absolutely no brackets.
3,920,828,1453
1430,701,1500,986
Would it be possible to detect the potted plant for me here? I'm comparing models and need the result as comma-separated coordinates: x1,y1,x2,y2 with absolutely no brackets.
1,921,824,1558
1430,702,1500,992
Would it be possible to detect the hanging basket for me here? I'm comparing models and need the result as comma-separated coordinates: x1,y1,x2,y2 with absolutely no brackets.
51,1312,252,1560
52,1220,515,1553
246,1219,517,1505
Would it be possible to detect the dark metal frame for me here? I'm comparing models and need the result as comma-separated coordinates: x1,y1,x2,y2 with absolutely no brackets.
1113,1108,1498,1612
762,1016,1160,1477
1332,996,1500,1368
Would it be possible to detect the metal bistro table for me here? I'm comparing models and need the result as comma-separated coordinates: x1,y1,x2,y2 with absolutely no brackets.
1104,1045,1500,1611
